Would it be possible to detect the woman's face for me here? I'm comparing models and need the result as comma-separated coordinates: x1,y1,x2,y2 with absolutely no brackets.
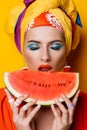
23,26,67,72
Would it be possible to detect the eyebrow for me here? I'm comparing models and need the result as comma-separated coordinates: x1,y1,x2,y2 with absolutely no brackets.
27,40,40,43
27,40,63,44
49,40,63,44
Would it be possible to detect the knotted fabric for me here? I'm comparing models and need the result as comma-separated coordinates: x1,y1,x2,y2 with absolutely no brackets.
5,0,82,54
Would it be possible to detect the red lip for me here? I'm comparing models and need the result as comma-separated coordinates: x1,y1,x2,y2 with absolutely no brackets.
38,64,52,72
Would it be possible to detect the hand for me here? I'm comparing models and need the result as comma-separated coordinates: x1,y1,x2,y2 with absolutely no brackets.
5,89,41,130
51,90,80,130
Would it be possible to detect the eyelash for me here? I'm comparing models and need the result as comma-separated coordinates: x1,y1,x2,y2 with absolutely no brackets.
50,43,63,50
27,44,39,50
27,43,63,51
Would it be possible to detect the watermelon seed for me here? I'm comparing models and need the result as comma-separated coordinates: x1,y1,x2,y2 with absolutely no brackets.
29,81,32,84
60,83,62,86
34,82,37,85
48,84,51,87
42,84,44,87
57,83,64,87
45,84,47,87
68,81,71,84
63,83,66,86
26,80,30,83
24,79,29,83
58,83,62,86
25,80,29,84
38,83,41,86
58,83,60,86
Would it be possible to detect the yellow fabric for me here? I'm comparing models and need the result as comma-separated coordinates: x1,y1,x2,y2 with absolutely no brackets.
5,0,80,54
5,4,25,40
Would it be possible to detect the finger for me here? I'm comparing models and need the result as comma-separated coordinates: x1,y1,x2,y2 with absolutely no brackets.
12,103,19,120
21,99,36,111
72,89,80,107
61,94,74,114
61,93,78,125
55,99,69,122
69,90,80,125
55,99,68,114
4,89,19,120
13,94,28,107
4,89,13,100
52,119,57,130
26,105,41,123
4,89,14,107
19,100,36,118
12,95,28,119
61,94,75,115
27,106,34,115
51,104,57,118
61,94,74,109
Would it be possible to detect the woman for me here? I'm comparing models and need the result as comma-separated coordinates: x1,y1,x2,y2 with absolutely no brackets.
0,0,87,130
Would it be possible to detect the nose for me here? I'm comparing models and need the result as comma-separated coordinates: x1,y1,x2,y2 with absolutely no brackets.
41,47,51,62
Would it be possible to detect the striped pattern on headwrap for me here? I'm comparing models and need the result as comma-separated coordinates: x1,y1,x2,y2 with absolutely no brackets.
5,0,82,54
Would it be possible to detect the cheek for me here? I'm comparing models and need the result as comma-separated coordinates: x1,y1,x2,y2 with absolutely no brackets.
23,51,34,63
59,51,66,63
54,54,66,65
23,49,40,65
53,49,66,61
52,50,66,69
23,48,32,63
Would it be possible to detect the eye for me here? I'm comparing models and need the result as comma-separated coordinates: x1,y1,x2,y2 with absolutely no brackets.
27,43,40,50
50,42,63,50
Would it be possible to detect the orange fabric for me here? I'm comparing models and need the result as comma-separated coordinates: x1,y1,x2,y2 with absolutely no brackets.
0,88,17,130
0,88,87,130
26,12,64,33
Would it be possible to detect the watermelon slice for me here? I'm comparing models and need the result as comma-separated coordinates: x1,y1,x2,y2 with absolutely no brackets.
4,69,79,105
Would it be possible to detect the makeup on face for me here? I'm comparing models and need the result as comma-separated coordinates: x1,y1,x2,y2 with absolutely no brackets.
27,42,40,50
38,64,52,72
26,40,64,51
49,40,64,50
23,26,67,72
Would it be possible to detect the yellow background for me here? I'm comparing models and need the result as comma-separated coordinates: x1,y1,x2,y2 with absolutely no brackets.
0,0,87,92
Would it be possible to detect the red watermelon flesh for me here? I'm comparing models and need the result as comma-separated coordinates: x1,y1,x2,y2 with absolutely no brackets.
4,69,79,105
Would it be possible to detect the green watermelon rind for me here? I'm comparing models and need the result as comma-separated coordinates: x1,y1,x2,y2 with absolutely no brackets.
4,72,79,105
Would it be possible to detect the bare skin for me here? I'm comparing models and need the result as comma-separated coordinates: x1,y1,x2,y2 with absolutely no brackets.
5,26,80,130
23,26,67,71
5,89,80,130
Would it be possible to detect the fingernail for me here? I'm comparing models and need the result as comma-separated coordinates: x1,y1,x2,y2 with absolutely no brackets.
22,105,27,111
23,94,28,97
37,104,41,108
55,98,60,103
51,104,54,109
32,99,37,102
4,88,6,91
4,88,8,93
61,94,66,98
4,89,9,95
54,98,57,102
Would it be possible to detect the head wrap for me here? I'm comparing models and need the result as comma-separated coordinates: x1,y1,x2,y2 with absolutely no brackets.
25,12,64,33
5,0,82,54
